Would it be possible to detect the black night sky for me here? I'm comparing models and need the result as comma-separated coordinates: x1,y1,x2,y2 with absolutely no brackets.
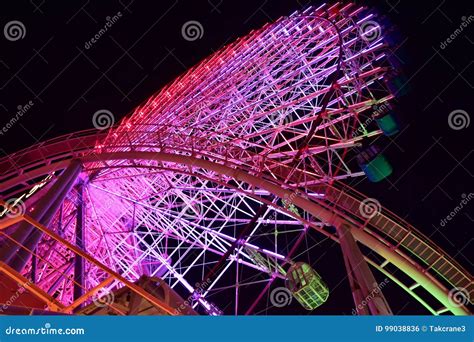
0,0,472,315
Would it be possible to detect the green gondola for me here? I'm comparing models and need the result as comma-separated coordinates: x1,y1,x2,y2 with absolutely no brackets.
375,111,399,136
357,145,393,182
285,262,329,310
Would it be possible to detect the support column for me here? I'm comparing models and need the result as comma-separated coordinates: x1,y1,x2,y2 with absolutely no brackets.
31,250,37,284
336,223,392,315
340,238,370,315
2,160,82,271
73,181,85,305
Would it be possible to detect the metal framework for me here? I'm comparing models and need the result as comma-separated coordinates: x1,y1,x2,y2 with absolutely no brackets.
0,3,472,316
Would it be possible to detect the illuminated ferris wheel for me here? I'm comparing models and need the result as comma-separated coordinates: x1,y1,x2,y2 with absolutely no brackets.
0,2,471,316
